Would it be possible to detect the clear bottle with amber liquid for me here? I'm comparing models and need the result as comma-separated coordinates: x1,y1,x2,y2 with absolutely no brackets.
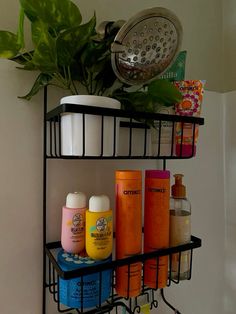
170,174,191,280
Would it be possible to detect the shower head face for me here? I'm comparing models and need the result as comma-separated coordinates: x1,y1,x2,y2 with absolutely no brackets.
111,7,183,85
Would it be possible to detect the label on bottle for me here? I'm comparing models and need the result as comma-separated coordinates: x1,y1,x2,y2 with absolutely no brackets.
174,80,205,149
58,252,112,308
89,215,112,249
70,213,84,241
86,208,113,260
61,207,86,253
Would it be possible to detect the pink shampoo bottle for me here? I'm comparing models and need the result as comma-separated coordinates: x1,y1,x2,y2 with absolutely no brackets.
61,192,86,253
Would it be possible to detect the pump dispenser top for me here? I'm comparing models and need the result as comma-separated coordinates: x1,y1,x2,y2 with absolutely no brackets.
172,174,186,198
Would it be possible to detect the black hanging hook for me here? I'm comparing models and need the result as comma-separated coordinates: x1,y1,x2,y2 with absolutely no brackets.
160,289,181,314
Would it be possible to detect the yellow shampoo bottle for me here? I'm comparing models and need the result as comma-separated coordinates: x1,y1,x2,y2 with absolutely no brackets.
86,195,113,260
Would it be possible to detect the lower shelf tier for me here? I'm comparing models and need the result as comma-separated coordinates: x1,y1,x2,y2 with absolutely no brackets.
45,235,201,313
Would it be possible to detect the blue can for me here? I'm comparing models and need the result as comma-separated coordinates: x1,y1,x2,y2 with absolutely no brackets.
57,250,112,309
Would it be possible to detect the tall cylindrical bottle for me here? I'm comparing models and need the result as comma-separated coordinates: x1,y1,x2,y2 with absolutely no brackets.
86,195,113,260
61,192,86,254
144,170,170,289
170,174,191,280
115,170,142,298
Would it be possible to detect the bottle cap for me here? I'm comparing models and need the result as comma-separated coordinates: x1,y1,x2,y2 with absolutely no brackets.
116,170,142,180
171,174,186,198
89,195,110,212
145,170,170,179
66,192,86,209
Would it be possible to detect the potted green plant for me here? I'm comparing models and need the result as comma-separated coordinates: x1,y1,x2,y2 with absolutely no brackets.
0,0,182,156
0,0,181,105
0,0,99,99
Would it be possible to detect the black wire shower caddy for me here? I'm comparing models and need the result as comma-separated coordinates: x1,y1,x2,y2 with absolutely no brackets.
43,88,204,314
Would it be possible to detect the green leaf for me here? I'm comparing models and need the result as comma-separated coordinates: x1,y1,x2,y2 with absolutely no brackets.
112,89,152,112
10,52,31,65
56,14,96,66
10,51,36,70
69,59,86,82
19,73,53,100
79,40,106,67
112,89,156,126
0,31,21,58
148,79,182,105
31,20,45,45
20,0,82,32
31,21,57,72
94,59,117,90
17,7,25,49
80,28,115,66
112,80,183,116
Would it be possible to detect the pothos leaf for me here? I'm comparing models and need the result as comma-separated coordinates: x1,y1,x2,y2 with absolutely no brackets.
94,59,117,90
17,7,25,50
112,89,154,112
31,20,57,72
10,51,36,70
19,73,53,100
0,31,21,58
56,14,96,66
20,0,82,32
148,79,182,105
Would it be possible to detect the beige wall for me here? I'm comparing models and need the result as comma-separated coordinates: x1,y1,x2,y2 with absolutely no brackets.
223,0,236,91
224,91,236,314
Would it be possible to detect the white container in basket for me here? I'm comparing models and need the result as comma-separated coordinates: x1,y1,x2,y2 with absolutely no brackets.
60,95,121,156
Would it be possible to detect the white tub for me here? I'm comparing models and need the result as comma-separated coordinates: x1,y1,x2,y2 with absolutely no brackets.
60,95,121,156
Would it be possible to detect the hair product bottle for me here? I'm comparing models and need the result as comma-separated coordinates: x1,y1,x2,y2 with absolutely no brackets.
86,195,113,260
115,170,142,298
174,80,205,157
144,170,170,289
170,174,191,280
150,106,175,157
61,192,86,254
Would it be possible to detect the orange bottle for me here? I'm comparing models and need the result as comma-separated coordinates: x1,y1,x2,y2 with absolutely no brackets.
144,170,170,289
115,170,142,297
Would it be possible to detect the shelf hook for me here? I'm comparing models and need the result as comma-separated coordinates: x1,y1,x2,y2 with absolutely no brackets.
160,289,181,314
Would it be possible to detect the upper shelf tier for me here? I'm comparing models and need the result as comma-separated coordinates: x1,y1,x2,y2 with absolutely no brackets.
46,103,204,125
46,103,204,160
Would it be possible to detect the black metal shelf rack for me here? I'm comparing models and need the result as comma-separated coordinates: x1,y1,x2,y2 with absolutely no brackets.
43,88,204,314
46,102,204,161
45,236,201,314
